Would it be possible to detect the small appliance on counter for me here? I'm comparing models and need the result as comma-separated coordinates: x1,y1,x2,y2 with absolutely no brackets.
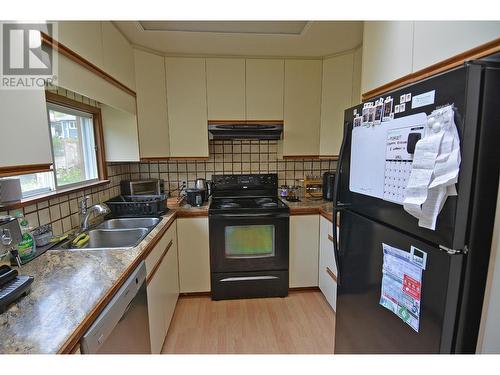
303,175,323,200
0,265,34,313
322,171,336,201
194,178,211,202
120,179,164,196
0,179,22,204
185,188,204,207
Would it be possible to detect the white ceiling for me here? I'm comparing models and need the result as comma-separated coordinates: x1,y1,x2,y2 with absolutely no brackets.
114,21,363,57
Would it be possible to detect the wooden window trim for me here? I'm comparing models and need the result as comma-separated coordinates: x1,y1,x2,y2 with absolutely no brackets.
0,163,53,178
45,91,108,182
0,179,110,211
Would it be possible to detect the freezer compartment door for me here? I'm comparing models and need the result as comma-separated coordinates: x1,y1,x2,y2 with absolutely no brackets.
335,210,463,354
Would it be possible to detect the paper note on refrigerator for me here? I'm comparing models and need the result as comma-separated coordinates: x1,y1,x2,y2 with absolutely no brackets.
379,243,425,333
403,105,461,230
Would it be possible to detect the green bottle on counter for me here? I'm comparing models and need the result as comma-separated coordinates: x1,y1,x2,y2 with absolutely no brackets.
17,215,36,262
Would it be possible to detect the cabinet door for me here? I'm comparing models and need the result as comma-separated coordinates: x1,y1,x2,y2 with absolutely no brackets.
413,21,500,71
134,49,170,159
246,59,284,120
101,22,136,90
57,21,104,69
320,53,354,157
319,216,337,310
101,104,140,162
177,217,211,293
0,89,52,170
165,58,209,158
147,256,167,354
283,60,322,157
206,58,245,120
289,215,320,287
361,21,414,94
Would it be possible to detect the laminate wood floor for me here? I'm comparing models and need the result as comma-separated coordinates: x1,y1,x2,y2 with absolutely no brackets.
161,290,335,354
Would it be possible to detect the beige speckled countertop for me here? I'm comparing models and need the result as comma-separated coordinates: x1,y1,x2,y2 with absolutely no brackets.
281,198,334,222
0,199,334,354
0,210,179,354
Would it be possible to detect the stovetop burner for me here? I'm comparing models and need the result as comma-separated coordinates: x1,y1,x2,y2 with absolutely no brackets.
209,174,289,214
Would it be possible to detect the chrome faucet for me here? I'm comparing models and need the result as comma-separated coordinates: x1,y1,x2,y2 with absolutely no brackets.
79,196,110,232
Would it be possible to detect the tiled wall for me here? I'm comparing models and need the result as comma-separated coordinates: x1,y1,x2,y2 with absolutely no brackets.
130,140,337,196
0,164,131,236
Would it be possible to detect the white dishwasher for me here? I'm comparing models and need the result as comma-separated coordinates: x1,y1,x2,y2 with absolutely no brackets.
80,261,151,354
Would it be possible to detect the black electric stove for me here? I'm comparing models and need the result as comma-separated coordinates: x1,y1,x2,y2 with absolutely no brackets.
209,174,290,300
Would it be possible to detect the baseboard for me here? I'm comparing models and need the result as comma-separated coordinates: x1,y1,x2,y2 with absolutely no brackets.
179,286,320,298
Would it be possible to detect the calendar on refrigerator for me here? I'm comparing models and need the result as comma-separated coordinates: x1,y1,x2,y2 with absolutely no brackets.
383,125,425,204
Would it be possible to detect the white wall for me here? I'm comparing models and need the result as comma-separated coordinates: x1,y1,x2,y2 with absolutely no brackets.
477,181,500,353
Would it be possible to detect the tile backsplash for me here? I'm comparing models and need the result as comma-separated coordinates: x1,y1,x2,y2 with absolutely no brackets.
130,140,337,196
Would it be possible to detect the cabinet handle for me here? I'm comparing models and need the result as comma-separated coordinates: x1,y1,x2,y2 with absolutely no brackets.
328,234,334,242
146,239,173,285
326,267,337,283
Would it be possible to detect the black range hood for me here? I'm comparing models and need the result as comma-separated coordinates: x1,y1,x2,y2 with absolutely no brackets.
208,121,283,140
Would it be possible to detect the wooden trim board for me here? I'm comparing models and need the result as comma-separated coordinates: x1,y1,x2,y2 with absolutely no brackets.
41,32,136,98
362,37,500,101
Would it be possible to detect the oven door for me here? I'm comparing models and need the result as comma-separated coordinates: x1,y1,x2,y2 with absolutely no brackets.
209,212,289,273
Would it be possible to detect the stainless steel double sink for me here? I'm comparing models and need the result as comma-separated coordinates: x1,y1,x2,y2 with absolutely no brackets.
53,217,162,251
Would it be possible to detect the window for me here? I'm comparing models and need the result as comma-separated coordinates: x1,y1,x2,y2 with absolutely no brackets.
1,94,106,200
48,103,98,187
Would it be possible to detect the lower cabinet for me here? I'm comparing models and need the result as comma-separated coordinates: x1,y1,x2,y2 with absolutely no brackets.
177,217,211,293
289,215,320,288
145,221,179,354
318,216,337,311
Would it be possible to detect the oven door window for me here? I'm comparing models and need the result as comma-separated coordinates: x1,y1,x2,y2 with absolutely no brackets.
225,225,275,258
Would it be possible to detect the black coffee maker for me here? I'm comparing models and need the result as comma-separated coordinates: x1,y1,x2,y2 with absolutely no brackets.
322,172,336,201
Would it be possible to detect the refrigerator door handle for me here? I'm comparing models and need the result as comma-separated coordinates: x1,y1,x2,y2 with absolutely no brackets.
331,120,351,285
333,121,351,209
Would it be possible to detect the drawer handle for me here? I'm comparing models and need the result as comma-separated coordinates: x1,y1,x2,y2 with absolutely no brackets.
326,267,337,283
328,234,334,242
220,276,278,282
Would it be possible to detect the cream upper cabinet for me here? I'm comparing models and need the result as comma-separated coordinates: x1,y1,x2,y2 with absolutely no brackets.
412,21,500,71
246,59,284,120
134,49,169,159
283,59,322,157
320,52,355,157
165,57,209,158
351,47,363,106
177,217,211,293
289,215,320,288
0,89,52,169
206,58,245,120
361,21,414,94
101,104,140,162
101,22,136,90
57,22,104,69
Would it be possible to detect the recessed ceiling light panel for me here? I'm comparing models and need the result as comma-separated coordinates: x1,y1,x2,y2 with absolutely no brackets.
139,21,308,35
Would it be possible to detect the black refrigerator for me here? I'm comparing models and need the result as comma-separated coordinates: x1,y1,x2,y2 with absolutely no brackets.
332,57,500,354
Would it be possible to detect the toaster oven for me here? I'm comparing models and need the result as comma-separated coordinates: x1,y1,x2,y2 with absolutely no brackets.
120,179,164,196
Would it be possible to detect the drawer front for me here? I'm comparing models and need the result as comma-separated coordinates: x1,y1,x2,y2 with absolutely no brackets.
145,221,177,276
319,267,337,311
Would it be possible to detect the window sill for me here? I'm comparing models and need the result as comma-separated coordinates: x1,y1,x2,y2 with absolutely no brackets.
0,180,111,211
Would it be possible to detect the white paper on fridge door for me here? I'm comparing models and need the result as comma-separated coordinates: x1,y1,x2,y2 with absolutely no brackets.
403,106,461,230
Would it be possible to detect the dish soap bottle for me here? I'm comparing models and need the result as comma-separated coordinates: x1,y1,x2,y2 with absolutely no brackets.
16,214,36,262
